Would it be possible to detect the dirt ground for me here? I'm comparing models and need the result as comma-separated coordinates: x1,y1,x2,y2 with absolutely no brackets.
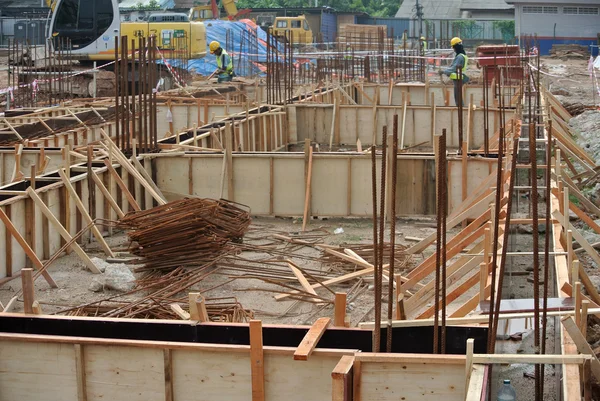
0,216,448,327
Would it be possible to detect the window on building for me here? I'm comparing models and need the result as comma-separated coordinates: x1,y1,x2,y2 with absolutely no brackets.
523,6,543,13
563,6,599,15
563,6,578,14
544,6,558,13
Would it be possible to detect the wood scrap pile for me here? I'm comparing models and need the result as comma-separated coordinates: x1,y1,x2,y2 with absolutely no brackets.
117,198,251,272
549,44,588,58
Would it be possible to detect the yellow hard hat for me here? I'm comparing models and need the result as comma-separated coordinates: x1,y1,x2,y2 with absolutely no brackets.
420,36,425,40
450,37,462,47
209,41,220,54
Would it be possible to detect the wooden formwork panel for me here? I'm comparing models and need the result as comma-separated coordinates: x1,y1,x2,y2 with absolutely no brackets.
0,335,346,401
0,340,78,401
156,104,245,136
296,105,510,148
358,358,466,400
152,154,493,218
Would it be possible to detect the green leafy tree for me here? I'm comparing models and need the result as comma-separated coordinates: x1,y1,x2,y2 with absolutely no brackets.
492,20,515,42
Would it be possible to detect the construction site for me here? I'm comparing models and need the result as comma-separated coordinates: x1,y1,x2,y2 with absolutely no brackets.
0,0,600,400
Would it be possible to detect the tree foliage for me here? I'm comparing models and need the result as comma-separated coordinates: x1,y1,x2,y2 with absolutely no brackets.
235,0,400,17
136,0,161,10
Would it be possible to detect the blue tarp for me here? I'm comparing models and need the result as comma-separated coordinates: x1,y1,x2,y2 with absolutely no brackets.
164,19,279,77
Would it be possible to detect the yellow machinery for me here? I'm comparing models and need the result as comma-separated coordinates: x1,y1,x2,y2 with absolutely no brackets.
189,0,250,21
272,16,313,44
48,0,206,61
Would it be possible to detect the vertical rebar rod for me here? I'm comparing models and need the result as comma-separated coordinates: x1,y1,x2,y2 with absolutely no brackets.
386,115,399,353
371,144,380,352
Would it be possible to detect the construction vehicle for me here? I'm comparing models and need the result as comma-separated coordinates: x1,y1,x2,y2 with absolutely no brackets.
48,0,207,61
189,0,251,21
272,15,313,45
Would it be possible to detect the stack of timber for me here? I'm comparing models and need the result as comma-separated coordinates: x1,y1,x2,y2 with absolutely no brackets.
549,44,588,58
118,198,252,271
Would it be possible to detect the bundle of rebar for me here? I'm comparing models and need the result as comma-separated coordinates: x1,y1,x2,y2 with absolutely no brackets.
118,198,251,272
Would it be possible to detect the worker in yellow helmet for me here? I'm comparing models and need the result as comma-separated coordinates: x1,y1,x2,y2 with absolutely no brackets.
439,37,469,106
419,36,427,52
209,41,234,83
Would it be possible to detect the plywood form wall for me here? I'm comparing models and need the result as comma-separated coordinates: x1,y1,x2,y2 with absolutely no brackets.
0,336,348,401
295,104,511,148
153,153,495,218
156,103,245,136
359,83,517,107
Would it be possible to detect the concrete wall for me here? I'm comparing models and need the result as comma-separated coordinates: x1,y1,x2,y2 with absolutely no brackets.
515,3,600,41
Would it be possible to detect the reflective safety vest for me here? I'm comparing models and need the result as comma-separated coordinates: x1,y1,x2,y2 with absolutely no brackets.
449,53,468,80
344,46,352,60
421,41,428,51
217,49,234,75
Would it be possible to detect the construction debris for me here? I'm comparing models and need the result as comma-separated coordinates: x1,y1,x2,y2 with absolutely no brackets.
549,44,588,58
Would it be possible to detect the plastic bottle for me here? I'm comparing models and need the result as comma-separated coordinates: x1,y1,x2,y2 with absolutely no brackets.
497,379,516,401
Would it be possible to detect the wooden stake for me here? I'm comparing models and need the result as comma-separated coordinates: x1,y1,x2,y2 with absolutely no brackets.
293,317,331,361
465,338,474,393
302,145,313,232
163,349,173,401
582,300,590,338
74,344,87,401
103,159,141,211
575,282,583,328
26,187,101,274
334,292,347,327
188,292,200,321
461,141,468,228
249,320,265,401
225,123,234,200
21,268,34,314
89,169,125,219
195,295,209,322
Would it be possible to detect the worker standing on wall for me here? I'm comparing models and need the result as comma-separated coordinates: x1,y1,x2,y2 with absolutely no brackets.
210,41,234,83
440,37,469,106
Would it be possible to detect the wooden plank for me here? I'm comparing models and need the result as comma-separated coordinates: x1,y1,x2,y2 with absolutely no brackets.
562,316,600,380
407,191,494,255
170,304,190,320
26,187,101,274
275,267,374,301
302,146,313,232
294,317,332,361
249,320,265,401
553,211,600,268
0,207,57,287
332,355,354,401
465,364,485,401
287,261,320,302
569,201,600,235
561,179,600,217
21,268,34,314
163,349,173,401
89,169,125,219
74,344,87,401
472,353,590,365
225,124,234,200
58,169,114,257
104,160,141,212
334,293,347,327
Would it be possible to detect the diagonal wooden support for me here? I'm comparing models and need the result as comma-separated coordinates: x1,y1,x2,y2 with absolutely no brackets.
294,317,331,361
58,169,114,257
89,169,125,219
0,208,57,288
103,159,141,211
553,211,600,268
562,316,600,380
26,187,101,274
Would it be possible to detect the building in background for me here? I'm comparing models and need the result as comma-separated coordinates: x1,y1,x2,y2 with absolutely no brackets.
395,0,514,44
0,1,49,45
506,0,600,55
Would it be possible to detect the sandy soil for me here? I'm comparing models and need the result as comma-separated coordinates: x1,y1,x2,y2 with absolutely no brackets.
0,216,443,327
